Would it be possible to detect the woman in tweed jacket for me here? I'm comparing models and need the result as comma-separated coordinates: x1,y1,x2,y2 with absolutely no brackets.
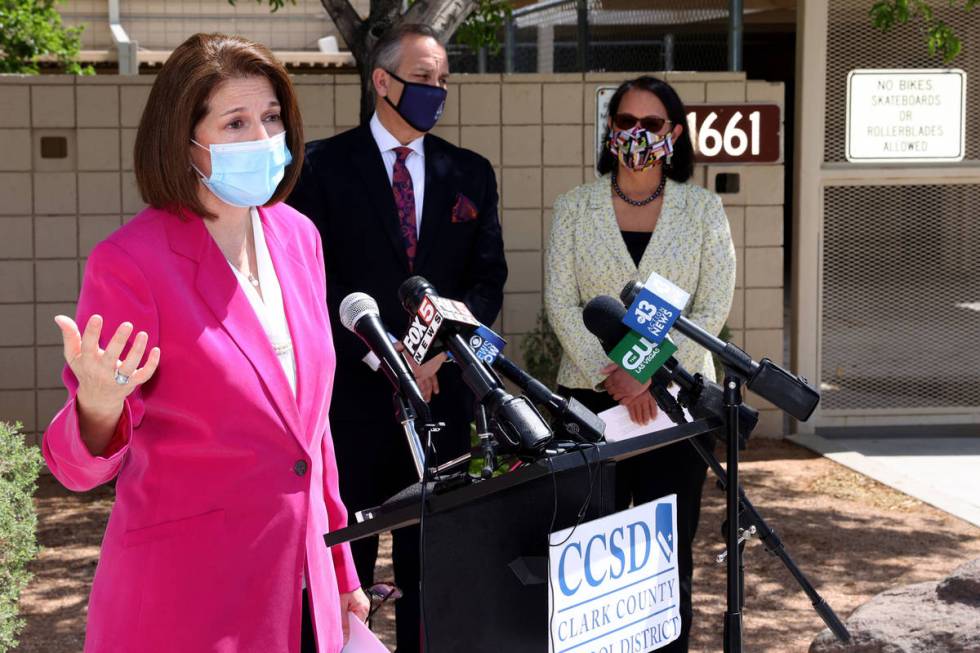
544,76,736,652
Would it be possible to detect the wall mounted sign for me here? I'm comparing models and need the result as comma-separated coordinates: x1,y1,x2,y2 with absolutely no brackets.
846,69,966,163
596,86,782,170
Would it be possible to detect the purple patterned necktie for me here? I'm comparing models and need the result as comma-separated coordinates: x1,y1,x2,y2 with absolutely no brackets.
391,146,417,269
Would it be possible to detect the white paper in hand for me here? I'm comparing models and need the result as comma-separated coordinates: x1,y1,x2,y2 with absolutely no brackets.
341,613,390,653
598,386,692,442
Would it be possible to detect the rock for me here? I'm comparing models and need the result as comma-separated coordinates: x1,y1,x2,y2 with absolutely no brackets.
810,559,980,653
938,558,980,606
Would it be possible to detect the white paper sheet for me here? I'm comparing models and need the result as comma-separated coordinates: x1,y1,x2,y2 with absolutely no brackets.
598,387,692,442
341,613,390,653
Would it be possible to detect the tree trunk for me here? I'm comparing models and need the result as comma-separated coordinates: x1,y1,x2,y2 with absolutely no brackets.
403,0,479,42
356,56,376,126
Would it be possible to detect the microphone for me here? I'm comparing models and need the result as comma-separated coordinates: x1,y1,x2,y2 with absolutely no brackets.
620,281,819,421
339,292,431,424
399,276,481,365
397,276,553,456
581,294,678,386
582,295,758,441
460,320,604,444
492,353,606,443
431,315,604,444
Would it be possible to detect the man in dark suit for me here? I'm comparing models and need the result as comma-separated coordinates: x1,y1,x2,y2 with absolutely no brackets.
287,23,507,653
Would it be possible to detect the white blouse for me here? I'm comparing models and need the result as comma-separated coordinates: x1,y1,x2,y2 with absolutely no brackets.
228,208,302,588
227,207,297,397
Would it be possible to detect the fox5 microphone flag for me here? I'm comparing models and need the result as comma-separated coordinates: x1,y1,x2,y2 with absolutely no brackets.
623,272,691,346
402,294,480,364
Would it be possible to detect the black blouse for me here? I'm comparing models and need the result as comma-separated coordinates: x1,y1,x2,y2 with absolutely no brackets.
620,230,653,267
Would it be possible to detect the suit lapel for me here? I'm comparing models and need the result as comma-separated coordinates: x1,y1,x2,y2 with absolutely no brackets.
591,176,639,276
165,213,306,448
350,126,411,272
415,136,452,272
258,207,324,447
637,178,682,277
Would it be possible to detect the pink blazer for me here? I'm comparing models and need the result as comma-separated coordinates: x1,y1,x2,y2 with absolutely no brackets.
42,203,360,653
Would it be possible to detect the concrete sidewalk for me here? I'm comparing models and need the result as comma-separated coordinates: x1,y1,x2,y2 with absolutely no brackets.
789,431,980,528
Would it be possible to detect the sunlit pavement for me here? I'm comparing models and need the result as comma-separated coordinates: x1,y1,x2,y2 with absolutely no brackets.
790,429,980,528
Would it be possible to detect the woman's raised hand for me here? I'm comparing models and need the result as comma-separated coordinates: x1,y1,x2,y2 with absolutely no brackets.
55,314,161,415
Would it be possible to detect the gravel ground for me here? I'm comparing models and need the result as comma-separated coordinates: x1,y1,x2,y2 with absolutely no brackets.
14,439,980,652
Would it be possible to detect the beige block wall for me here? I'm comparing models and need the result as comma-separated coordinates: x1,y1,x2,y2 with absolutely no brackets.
0,71,786,448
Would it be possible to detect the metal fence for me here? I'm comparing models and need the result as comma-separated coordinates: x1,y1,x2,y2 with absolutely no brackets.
812,0,980,425
448,0,732,74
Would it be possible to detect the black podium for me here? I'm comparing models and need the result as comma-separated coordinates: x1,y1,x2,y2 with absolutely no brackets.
324,418,720,653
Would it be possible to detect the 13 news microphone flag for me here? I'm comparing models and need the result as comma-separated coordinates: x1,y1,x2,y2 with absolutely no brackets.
604,272,690,384
621,271,690,346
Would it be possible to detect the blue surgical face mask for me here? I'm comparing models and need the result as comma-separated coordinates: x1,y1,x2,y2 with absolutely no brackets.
384,70,447,133
191,131,292,208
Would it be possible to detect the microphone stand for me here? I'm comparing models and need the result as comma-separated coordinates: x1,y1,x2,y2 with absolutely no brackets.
722,372,743,653
475,403,496,480
647,379,851,650
395,393,429,481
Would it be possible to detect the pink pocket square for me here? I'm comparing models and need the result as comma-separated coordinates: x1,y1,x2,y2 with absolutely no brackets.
451,193,479,223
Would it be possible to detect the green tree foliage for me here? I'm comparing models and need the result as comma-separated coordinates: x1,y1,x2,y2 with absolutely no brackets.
870,0,978,63
453,0,512,55
522,309,563,391
0,422,43,653
0,0,93,74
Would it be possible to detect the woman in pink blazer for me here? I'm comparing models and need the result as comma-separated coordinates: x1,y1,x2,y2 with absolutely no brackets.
42,33,369,652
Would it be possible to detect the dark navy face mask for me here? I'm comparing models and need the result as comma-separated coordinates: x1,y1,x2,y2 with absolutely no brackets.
384,70,447,133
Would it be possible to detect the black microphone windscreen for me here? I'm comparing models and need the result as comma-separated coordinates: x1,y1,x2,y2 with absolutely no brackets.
397,276,434,313
620,280,643,306
582,296,630,352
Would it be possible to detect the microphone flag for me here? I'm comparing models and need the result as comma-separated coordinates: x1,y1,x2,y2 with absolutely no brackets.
607,330,678,384
402,294,481,364
464,324,507,365
622,271,691,345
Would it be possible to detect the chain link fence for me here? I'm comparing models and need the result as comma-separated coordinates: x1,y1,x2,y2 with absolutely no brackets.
448,0,732,73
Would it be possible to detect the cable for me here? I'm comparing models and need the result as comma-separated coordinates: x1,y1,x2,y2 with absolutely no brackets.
418,422,433,652
546,455,560,653
548,446,600,547
545,442,602,653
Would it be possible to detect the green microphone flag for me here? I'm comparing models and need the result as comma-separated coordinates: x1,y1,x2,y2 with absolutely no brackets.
608,331,678,383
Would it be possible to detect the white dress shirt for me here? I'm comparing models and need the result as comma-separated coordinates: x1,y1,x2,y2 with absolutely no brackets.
369,112,425,236
228,207,297,397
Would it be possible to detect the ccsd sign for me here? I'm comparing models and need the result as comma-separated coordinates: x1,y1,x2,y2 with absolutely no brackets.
549,496,680,653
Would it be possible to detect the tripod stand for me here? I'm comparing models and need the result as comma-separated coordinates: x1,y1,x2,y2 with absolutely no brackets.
649,377,851,652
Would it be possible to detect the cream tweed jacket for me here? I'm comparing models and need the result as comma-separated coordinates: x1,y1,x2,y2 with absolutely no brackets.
544,174,736,391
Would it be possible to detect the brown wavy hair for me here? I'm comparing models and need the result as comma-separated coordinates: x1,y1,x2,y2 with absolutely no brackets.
134,33,304,219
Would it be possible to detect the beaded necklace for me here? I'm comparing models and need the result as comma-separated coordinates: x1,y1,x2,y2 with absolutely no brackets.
612,171,667,207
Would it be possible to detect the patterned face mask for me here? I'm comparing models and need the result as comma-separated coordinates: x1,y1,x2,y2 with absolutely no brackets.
608,127,674,172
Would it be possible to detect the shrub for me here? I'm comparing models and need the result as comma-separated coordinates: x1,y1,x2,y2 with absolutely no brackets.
521,309,562,391
0,0,94,75
0,422,42,652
